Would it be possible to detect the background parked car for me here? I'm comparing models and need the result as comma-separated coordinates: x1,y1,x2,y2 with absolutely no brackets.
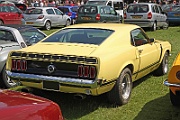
166,5,180,25
0,3,23,25
0,89,64,120
23,7,71,30
58,5,79,24
76,4,121,23
0,25,47,88
124,3,168,31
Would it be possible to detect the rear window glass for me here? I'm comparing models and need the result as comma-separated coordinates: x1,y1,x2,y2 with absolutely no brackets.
24,8,42,14
78,6,98,14
86,1,107,5
127,5,149,13
43,28,114,45
58,7,69,13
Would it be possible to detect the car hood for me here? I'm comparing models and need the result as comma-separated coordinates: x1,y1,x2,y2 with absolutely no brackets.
0,41,19,47
21,42,99,56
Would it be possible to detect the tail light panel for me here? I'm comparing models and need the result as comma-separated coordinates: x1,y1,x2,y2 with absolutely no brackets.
96,14,100,20
68,12,72,16
147,12,152,19
38,15,44,19
12,59,27,71
124,13,127,19
78,65,96,79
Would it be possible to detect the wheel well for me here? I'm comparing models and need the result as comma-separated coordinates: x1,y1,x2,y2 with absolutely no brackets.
0,19,4,23
125,64,134,74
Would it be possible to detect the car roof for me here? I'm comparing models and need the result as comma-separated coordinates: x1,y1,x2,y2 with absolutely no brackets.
58,5,78,8
64,23,140,31
129,2,158,5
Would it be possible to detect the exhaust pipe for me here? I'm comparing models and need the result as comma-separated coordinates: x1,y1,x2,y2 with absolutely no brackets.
74,93,86,100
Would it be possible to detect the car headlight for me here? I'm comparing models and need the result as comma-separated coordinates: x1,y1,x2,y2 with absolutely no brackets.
176,71,180,80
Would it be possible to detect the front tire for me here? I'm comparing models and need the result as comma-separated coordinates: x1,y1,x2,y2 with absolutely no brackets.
170,89,180,106
0,66,17,88
154,52,169,76
107,68,132,106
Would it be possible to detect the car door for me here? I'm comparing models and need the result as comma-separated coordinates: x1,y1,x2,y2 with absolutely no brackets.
131,28,161,76
103,6,111,22
0,5,12,24
46,8,58,26
158,5,167,27
153,5,161,27
8,5,22,24
54,8,66,25
109,7,119,22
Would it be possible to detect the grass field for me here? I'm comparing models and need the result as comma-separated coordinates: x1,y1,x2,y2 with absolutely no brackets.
12,26,180,120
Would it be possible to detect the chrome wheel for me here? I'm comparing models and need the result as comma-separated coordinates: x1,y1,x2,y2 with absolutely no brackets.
44,21,51,30
121,73,131,100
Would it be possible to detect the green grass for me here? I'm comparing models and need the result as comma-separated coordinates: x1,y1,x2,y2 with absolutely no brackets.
11,26,180,120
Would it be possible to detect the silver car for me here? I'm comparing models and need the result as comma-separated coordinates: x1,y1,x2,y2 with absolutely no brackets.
0,25,47,88
124,3,168,31
23,7,71,30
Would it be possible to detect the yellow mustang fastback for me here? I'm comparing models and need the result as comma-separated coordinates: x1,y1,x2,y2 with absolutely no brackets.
164,53,180,106
6,23,171,105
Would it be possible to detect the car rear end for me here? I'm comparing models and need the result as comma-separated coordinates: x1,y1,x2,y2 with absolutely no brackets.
167,5,180,24
76,5,100,23
124,3,154,27
23,7,46,27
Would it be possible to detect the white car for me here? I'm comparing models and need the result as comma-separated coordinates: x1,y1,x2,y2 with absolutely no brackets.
124,3,169,31
23,7,71,30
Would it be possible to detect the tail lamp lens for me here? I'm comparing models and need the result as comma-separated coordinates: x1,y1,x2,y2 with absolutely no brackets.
68,12,72,16
147,12,152,19
78,65,96,79
96,14,100,20
38,15,44,19
124,13,127,19
12,59,27,71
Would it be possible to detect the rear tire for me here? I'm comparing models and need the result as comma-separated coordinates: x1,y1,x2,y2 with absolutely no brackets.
44,21,51,30
170,89,180,106
154,52,169,76
0,65,17,88
107,68,132,106
65,19,71,27
151,22,157,31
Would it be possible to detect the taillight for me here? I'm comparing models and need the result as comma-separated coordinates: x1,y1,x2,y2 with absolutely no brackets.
78,65,96,79
76,13,78,19
96,14,100,20
124,13,127,19
38,15,44,19
147,12,152,19
11,59,27,71
68,12,72,16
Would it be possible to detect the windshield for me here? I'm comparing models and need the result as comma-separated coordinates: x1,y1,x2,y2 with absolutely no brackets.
43,28,114,45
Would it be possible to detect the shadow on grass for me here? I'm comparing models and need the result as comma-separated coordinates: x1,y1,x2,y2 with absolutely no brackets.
134,93,180,120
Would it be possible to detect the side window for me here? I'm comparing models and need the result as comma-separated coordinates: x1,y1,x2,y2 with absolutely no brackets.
46,9,55,14
110,7,116,15
113,2,123,10
154,5,159,13
100,7,105,14
131,29,148,46
158,6,163,14
104,7,111,14
54,8,62,15
0,6,9,12
9,6,18,13
152,6,156,13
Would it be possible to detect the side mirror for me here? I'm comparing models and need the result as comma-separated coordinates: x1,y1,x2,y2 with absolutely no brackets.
149,38,155,42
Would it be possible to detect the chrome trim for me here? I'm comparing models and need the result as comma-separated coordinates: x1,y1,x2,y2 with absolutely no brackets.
164,80,180,87
6,70,97,88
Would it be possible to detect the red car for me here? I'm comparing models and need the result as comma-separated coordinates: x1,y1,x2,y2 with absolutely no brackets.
0,89,64,120
0,3,23,25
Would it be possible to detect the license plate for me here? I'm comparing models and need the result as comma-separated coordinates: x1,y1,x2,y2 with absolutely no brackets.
132,16,142,19
26,22,33,24
81,17,91,20
174,14,180,16
43,81,59,91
